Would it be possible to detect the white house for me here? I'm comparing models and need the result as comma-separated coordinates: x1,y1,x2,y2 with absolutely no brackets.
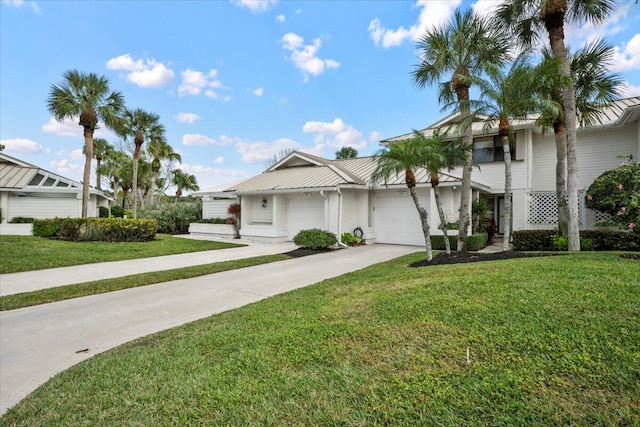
0,153,112,234
199,96,640,245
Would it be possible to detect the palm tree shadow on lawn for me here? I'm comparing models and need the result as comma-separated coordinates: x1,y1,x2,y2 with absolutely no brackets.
411,251,566,267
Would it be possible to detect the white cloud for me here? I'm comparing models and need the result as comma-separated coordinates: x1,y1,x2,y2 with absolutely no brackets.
182,134,219,147
106,54,174,88
41,116,115,139
175,112,201,123
219,135,236,145
50,159,82,175
1,138,49,154
214,156,225,164
177,163,251,191
252,88,264,97
2,0,40,13
69,149,84,161
470,0,501,18
230,0,276,13
179,68,226,99
610,33,640,72
235,137,302,163
281,32,340,81
302,118,368,151
369,131,382,142
368,0,460,48
276,14,285,22
620,81,640,97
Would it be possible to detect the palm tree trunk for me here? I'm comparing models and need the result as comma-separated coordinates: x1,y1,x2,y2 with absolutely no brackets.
113,177,120,207
132,144,141,219
409,187,433,261
149,170,158,206
501,134,512,252
81,127,93,218
95,159,102,191
554,119,569,236
433,186,451,254
544,1,579,250
457,93,473,252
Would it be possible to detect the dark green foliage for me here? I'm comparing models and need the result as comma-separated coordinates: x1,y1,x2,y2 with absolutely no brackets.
9,217,35,223
340,232,362,246
293,228,337,249
138,199,202,234
430,233,488,251
197,218,228,224
514,229,640,251
111,205,125,218
98,206,110,218
32,218,157,242
585,159,640,231
553,236,569,251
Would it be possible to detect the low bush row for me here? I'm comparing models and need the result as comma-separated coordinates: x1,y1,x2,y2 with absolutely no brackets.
32,218,157,242
138,200,201,234
512,229,640,251
293,229,337,249
430,233,489,251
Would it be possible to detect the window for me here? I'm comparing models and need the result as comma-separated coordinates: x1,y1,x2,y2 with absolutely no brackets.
473,135,516,163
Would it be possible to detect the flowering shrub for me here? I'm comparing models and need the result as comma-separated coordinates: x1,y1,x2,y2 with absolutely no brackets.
585,158,639,232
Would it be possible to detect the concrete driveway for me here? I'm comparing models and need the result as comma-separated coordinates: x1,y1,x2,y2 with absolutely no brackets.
0,243,418,414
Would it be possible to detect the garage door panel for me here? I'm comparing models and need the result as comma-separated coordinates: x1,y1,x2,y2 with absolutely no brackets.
287,197,324,240
375,193,426,246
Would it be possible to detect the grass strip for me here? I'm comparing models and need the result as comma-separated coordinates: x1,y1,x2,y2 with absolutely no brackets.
2,252,639,426
0,254,289,311
0,234,244,274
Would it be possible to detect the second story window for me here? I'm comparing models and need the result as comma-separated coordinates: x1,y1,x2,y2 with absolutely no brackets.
473,135,516,163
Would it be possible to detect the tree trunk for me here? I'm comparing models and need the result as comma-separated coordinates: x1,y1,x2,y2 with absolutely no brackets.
544,0,580,250
149,170,158,206
456,86,472,252
501,133,512,252
409,186,432,261
81,127,93,218
132,143,141,219
113,177,120,207
553,119,569,236
433,186,451,254
95,158,102,191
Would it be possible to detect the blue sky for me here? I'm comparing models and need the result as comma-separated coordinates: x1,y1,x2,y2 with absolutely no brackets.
1,0,639,192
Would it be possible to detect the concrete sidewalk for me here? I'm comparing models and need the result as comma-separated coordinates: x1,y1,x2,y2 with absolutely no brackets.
0,240,297,297
0,243,418,414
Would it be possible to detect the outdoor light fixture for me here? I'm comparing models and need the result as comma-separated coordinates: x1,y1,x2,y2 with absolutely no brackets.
261,197,268,208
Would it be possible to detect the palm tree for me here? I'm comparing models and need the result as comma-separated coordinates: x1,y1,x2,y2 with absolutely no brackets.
415,131,468,254
533,39,621,235
171,169,200,199
412,8,508,252
372,137,435,260
496,0,617,251
99,150,132,208
47,70,124,217
83,138,114,191
335,146,358,159
147,138,182,205
468,53,539,251
117,108,165,218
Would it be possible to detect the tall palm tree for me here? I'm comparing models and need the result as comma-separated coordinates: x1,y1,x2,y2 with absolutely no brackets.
496,0,617,251
171,169,200,199
371,137,435,260
147,138,182,205
415,131,468,254
47,70,124,217
83,138,114,191
99,149,132,208
533,39,621,235
412,8,509,252
117,108,165,218
468,53,539,251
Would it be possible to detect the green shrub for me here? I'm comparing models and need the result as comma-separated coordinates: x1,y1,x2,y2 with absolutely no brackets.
512,230,556,251
111,205,125,218
430,235,456,250
124,209,132,218
580,230,640,251
293,228,337,249
430,233,487,251
197,218,228,224
552,236,569,251
9,217,35,223
580,237,595,251
138,199,202,234
340,232,362,246
32,218,157,242
99,206,110,218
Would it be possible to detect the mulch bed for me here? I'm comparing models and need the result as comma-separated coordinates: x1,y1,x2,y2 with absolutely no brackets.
410,251,565,267
283,248,333,258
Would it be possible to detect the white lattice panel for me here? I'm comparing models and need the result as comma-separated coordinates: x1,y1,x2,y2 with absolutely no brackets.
528,192,586,226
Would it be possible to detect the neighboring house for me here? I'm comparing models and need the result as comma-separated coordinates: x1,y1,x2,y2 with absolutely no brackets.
205,96,639,245
0,153,112,230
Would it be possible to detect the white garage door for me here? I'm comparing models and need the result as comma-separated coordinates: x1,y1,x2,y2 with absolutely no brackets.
375,193,426,246
287,197,325,240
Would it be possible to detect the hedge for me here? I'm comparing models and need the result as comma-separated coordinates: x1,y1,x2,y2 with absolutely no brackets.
32,218,157,242
430,233,488,251
512,229,640,251
293,228,337,249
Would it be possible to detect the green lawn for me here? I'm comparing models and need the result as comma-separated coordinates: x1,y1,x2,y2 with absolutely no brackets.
2,252,638,426
0,234,243,273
